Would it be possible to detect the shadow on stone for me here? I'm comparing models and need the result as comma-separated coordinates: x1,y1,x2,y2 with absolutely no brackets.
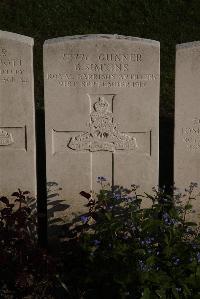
159,116,174,192
47,181,70,240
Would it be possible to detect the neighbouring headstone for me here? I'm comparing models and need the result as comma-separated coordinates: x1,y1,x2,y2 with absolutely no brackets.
0,31,36,199
44,34,160,235
175,42,200,219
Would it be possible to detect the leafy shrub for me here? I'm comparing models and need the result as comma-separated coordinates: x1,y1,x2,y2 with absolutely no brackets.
59,180,200,299
2,183,200,299
0,189,56,299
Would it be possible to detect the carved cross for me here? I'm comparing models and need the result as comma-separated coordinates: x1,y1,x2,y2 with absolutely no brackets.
52,94,151,189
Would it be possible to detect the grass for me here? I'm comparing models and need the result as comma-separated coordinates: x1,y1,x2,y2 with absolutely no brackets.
0,0,199,116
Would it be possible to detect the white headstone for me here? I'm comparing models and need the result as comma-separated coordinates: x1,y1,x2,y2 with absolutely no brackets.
0,31,36,198
175,42,200,217
44,34,160,231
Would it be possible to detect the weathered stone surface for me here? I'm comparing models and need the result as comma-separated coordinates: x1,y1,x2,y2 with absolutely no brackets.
44,34,160,233
175,42,200,218
0,31,36,198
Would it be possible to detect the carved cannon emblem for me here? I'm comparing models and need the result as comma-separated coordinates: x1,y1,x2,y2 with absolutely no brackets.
68,96,138,152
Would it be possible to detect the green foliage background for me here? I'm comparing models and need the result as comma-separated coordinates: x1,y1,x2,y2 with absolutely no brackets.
0,0,199,115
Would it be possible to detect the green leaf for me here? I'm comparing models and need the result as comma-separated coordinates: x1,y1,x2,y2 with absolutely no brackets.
185,204,193,210
156,289,166,298
172,287,180,299
196,265,200,278
105,212,112,221
141,288,150,299
163,246,172,257
164,234,169,245
134,248,146,255
142,219,162,231
182,284,191,297
146,255,156,266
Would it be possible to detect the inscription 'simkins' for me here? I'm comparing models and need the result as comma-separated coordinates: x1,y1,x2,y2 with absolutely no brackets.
75,63,129,72
0,129,14,146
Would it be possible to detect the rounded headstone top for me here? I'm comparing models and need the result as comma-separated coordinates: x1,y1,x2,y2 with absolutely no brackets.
44,34,159,46
176,41,200,50
0,30,34,46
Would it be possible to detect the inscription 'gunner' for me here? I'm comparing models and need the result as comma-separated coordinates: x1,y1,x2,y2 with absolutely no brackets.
98,53,142,62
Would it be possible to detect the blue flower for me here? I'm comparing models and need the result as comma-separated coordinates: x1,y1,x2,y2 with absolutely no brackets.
162,212,177,225
113,193,121,200
93,239,101,246
192,244,198,249
141,237,154,246
138,260,145,271
163,212,170,224
172,257,180,265
80,215,88,224
197,252,200,263
138,260,150,272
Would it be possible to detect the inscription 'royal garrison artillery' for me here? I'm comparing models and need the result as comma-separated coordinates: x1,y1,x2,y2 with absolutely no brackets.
0,129,14,146
68,96,138,152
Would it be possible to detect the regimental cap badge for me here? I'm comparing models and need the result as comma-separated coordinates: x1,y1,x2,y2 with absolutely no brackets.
68,96,138,152
0,129,14,146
